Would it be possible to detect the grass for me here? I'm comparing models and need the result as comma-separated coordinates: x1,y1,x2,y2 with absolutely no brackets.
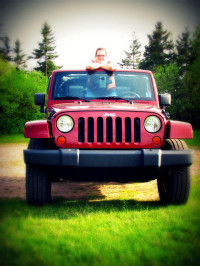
0,134,29,144
0,130,199,265
0,175,200,266
185,130,200,148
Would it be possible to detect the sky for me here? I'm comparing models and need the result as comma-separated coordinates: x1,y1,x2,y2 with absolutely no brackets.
0,0,200,70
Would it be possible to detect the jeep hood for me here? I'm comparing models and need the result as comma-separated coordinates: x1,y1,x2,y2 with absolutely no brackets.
49,101,162,115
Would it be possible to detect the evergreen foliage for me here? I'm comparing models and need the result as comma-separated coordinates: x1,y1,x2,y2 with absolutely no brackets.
175,30,193,75
0,59,45,134
13,39,27,70
153,24,200,128
154,63,183,120
0,36,12,62
31,22,61,77
119,32,141,69
139,22,174,70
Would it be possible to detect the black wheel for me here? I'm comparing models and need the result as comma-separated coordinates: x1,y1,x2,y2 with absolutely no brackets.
157,139,191,205
26,139,55,205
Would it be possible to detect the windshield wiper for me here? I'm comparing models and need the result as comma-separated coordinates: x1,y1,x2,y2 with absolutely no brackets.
95,96,133,104
54,96,91,102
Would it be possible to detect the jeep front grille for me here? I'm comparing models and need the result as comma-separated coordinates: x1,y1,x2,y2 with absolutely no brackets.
78,117,141,144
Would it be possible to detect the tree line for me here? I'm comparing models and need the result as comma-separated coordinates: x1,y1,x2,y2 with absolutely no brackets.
0,22,61,76
0,21,200,134
0,22,62,134
119,22,200,128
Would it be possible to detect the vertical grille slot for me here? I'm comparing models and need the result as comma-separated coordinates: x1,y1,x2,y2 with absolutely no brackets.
78,117,84,142
106,117,113,143
88,117,94,142
125,117,131,143
97,117,103,143
78,115,141,145
116,117,122,143
134,118,141,143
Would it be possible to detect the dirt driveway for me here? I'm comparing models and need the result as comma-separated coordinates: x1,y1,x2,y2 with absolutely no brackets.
0,143,199,202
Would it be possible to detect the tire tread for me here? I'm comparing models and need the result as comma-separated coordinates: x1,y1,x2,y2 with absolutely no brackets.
26,138,52,205
157,139,191,205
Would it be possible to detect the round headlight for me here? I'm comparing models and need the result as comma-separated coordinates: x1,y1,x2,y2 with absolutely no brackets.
56,115,74,133
144,116,161,133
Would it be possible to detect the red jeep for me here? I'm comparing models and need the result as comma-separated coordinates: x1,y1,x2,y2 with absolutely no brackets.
24,69,193,205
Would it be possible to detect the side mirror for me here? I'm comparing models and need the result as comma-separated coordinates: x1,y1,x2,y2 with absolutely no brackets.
34,93,46,113
159,93,171,109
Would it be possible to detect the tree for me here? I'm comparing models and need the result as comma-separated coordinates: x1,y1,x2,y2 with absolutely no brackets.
0,36,12,62
119,32,141,69
175,29,193,75
34,60,59,77
181,24,200,128
31,22,61,77
153,63,181,119
13,39,27,70
139,22,174,70
191,24,200,59
153,23,200,128
0,58,46,134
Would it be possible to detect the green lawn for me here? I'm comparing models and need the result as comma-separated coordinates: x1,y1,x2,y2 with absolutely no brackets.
185,130,200,148
0,134,29,144
0,174,200,266
0,130,199,265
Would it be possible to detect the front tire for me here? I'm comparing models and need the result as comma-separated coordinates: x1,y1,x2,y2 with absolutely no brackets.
26,139,54,205
26,164,51,205
157,139,191,205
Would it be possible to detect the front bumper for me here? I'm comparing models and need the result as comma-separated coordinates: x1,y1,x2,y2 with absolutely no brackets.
24,149,193,168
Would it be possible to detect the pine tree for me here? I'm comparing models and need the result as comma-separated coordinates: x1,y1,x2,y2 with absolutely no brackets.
175,30,193,75
182,24,200,128
13,39,27,70
119,32,141,69
191,24,200,58
31,22,61,77
139,22,174,70
0,36,12,62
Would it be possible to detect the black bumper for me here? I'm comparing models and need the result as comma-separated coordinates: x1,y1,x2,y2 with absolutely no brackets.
24,149,193,168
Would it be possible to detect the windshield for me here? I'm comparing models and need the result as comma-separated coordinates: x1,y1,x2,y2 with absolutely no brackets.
51,71,155,101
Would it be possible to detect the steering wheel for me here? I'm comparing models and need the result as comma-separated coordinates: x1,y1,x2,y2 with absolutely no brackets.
120,92,140,98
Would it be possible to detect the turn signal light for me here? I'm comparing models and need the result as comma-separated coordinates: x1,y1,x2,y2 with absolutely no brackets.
57,136,66,144
152,136,161,145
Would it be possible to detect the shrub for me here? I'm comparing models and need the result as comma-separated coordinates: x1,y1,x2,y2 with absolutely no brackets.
0,59,46,134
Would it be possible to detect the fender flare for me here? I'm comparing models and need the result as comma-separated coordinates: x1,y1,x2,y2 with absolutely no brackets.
166,120,193,139
24,120,51,138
